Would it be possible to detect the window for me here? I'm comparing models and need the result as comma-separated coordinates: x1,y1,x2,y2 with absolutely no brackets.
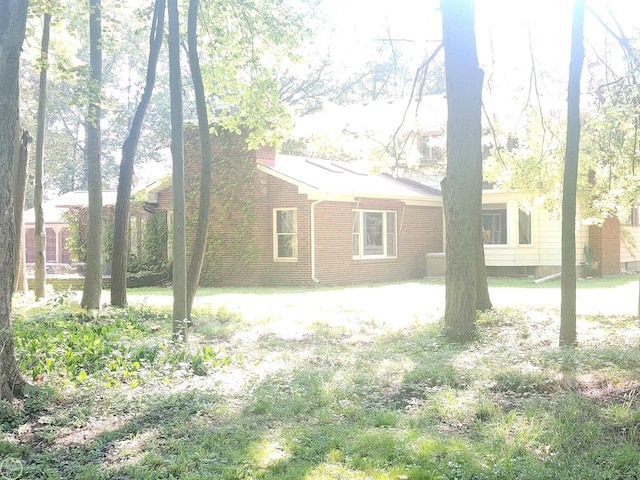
419,135,445,163
482,204,507,244
518,209,532,245
353,210,397,258
274,208,297,261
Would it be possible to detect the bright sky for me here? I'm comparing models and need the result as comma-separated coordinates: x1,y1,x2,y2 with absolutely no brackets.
317,0,640,104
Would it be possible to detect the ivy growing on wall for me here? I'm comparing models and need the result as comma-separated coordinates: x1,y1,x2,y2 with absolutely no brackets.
128,210,168,274
63,207,168,274
184,126,261,287
62,208,87,263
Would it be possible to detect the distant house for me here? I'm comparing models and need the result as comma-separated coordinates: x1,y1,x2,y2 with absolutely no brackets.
23,191,118,268
144,127,444,287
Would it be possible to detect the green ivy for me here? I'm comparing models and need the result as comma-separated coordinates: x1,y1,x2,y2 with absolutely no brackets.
62,208,87,262
128,211,168,274
185,129,260,286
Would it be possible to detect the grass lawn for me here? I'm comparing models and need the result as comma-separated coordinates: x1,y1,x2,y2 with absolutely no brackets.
3,279,640,479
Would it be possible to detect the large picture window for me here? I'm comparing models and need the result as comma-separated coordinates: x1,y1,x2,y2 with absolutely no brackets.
353,210,397,258
482,204,507,244
274,208,297,261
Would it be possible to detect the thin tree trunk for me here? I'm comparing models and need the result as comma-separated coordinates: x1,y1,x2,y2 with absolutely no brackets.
12,125,30,294
441,0,486,342
34,12,51,300
81,0,103,309
168,0,188,341
111,0,165,307
0,0,29,400
186,0,213,318
560,0,585,347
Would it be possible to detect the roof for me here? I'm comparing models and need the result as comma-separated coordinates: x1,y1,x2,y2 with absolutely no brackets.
24,191,119,224
52,190,118,208
260,155,441,202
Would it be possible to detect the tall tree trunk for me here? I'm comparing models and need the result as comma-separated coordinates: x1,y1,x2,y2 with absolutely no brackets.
168,0,188,341
186,0,213,318
12,125,30,295
34,12,51,300
475,224,492,311
0,0,29,400
111,0,165,307
441,0,486,342
560,0,585,347
81,0,103,309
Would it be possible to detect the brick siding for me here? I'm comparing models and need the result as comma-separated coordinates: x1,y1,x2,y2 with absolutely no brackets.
157,125,444,287
588,217,621,276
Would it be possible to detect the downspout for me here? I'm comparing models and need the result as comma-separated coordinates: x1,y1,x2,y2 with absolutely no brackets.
311,199,324,283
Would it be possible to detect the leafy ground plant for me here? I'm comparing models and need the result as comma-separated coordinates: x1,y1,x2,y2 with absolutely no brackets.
3,281,640,479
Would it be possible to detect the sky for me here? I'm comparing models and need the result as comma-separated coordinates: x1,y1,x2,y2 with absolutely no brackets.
309,0,640,130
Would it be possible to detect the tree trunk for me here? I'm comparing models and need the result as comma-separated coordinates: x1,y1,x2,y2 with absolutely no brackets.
12,125,30,295
0,0,29,400
560,0,585,347
186,0,213,318
81,0,103,310
475,224,492,311
168,0,188,341
111,0,165,307
441,0,486,342
34,12,52,300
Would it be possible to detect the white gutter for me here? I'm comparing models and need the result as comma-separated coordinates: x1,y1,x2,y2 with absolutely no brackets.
310,200,325,283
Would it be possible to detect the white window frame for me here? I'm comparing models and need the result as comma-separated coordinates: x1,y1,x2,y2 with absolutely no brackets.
352,209,397,259
273,208,298,262
482,203,507,245
419,134,445,163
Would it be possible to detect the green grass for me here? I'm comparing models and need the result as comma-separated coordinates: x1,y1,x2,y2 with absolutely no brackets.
130,274,638,298
3,287,640,479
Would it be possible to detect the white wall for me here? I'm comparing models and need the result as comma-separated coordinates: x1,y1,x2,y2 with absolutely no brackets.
482,191,589,268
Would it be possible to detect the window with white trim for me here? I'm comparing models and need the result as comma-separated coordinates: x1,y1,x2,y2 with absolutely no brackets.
274,208,297,261
352,210,397,258
482,204,507,244
419,134,445,164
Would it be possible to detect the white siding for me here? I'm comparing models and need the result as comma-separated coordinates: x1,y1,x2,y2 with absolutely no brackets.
621,225,640,263
482,191,589,268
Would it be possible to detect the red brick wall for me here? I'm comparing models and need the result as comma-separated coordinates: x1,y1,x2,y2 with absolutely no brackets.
262,175,313,286
312,202,443,285
182,126,273,286
589,216,621,276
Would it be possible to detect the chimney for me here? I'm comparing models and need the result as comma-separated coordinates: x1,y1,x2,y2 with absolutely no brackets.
255,144,276,167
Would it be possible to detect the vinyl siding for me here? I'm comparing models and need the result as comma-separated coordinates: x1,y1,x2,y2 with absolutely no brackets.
621,225,640,263
482,191,589,269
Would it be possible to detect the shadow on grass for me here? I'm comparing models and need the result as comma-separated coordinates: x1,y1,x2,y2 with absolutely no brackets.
9,308,640,479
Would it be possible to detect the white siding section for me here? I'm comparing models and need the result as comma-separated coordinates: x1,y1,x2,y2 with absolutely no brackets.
482,191,589,268
621,225,640,263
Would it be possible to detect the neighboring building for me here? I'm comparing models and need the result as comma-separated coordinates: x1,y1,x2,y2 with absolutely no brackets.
145,127,444,287
23,191,119,267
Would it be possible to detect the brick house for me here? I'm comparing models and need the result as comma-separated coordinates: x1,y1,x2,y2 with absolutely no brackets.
146,127,444,287
23,190,119,268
